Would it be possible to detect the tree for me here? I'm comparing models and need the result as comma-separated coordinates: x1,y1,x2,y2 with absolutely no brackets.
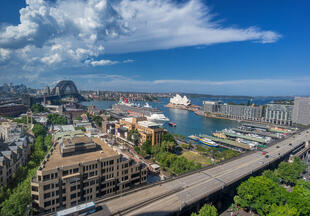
31,104,46,113
191,204,218,216
32,124,46,137
75,126,86,132
141,140,152,155
161,133,176,144
276,158,306,185
268,204,298,216
47,114,67,125
234,176,287,215
89,115,103,127
262,170,280,183
287,183,310,216
128,130,140,144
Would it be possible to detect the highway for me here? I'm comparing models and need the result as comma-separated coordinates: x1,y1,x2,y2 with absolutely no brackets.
95,128,310,216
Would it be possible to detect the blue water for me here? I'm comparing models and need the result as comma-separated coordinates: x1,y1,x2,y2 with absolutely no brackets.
82,96,290,137
82,98,239,137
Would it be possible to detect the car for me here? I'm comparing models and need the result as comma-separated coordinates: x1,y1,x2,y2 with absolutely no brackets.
289,143,292,146
265,155,269,158
262,151,267,155
276,146,280,148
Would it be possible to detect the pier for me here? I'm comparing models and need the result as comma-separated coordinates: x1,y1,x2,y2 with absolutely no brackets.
232,128,280,139
223,131,267,144
201,135,251,151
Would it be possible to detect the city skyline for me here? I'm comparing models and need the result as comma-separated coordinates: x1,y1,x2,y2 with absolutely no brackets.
0,0,310,96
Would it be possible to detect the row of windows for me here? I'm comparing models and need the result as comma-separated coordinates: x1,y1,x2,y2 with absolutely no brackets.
83,164,97,172
63,168,79,176
44,182,59,191
42,173,58,181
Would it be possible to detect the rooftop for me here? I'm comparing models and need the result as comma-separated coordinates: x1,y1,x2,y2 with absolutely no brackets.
42,137,118,171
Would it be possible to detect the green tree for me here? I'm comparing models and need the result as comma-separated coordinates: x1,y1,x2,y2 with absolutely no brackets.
75,126,86,132
268,204,298,216
31,104,46,113
141,140,152,155
276,158,306,185
89,115,103,127
234,176,287,215
161,133,176,143
287,183,310,216
128,129,140,144
32,124,46,137
44,135,53,149
47,113,67,125
262,170,280,183
191,204,218,216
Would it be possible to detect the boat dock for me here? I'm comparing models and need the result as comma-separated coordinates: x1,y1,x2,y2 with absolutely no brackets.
200,135,251,152
223,131,267,144
232,128,280,139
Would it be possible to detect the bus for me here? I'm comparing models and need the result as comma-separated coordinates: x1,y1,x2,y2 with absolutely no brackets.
56,202,95,216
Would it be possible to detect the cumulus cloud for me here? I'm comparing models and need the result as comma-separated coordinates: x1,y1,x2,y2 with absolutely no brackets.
87,59,118,66
0,0,283,85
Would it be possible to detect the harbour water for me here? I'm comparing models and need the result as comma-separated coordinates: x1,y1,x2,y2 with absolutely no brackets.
82,97,251,137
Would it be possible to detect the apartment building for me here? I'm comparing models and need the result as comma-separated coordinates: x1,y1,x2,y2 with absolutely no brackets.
219,104,262,121
264,104,293,126
0,121,31,185
31,132,147,214
292,97,310,125
203,101,262,121
115,117,167,146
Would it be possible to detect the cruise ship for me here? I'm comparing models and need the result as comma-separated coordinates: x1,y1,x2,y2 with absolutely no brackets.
112,99,169,124
199,138,218,147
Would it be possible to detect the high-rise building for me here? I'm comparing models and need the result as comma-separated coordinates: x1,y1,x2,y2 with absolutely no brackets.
203,101,220,113
44,86,50,96
31,132,147,214
264,104,293,126
292,97,310,125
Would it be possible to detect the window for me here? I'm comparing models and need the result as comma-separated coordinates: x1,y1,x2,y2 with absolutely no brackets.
70,186,76,191
44,193,51,199
32,195,38,200
32,186,38,192
43,184,50,191
63,170,68,176
90,180,95,185
71,193,76,199
44,201,51,207
43,174,50,181
73,168,78,173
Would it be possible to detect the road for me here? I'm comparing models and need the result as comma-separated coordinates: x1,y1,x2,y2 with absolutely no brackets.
94,129,310,216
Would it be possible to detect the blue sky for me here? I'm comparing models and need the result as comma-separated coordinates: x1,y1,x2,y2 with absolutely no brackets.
0,0,309,96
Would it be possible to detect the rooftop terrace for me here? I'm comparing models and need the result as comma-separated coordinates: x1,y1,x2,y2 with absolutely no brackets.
42,137,118,171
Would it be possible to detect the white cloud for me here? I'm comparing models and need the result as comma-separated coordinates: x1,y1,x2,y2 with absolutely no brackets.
87,59,118,66
41,53,61,64
0,0,281,74
0,48,11,62
123,59,135,63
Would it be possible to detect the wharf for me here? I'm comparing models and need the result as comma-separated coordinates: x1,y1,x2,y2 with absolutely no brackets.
224,131,267,144
242,123,269,130
201,135,251,151
233,128,279,139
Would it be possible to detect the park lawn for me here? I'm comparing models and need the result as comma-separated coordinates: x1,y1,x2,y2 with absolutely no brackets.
181,151,212,166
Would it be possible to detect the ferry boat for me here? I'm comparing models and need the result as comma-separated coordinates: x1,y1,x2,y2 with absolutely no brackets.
146,113,169,125
188,135,199,141
168,122,176,127
199,138,218,147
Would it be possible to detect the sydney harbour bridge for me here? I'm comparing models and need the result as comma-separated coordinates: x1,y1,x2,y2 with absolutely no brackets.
22,80,83,107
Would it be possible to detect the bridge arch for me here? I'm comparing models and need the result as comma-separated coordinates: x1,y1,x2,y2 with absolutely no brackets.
51,80,79,96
